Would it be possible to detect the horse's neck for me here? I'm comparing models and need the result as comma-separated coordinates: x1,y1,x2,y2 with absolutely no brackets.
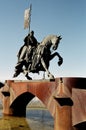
41,36,53,47
41,35,57,45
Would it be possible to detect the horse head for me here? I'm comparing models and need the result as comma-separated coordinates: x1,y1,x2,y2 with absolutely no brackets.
52,35,62,50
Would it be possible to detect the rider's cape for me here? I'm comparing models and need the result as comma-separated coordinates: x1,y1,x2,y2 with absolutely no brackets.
17,44,27,61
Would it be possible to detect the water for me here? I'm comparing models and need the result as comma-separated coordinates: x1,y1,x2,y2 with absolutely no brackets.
0,108,54,130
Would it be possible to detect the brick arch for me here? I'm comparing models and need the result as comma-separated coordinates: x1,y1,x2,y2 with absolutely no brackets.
6,79,59,117
10,91,54,117
7,79,59,117
10,92,35,116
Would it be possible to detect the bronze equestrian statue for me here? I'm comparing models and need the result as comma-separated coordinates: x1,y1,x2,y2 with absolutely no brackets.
13,31,63,80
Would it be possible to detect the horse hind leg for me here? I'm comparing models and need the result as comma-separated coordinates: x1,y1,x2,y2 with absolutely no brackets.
41,58,55,80
25,73,32,80
47,73,55,80
23,69,32,80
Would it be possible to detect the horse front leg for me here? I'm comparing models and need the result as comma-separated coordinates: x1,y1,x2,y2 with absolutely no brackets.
23,62,32,80
41,58,55,80
50,52,63,66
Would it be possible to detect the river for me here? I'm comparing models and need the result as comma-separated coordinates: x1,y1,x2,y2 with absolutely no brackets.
0,108,54,130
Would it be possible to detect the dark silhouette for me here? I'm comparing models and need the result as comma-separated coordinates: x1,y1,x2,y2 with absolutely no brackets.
13,33,63,80
13,31,38,79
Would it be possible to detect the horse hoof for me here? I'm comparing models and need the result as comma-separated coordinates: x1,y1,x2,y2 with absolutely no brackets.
49,75,55,81
27,76,32,80
50,78,55,81
25,74,32,80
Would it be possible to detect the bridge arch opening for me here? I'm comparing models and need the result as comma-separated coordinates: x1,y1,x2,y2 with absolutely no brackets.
10,91,54,120
74,121,86,130
26,97,54,130
10,92,35,116
27,97,45,108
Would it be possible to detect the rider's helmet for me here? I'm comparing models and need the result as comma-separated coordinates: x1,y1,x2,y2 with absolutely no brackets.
30,30,34,36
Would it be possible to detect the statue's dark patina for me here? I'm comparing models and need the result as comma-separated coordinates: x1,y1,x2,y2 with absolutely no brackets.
13,31,63,80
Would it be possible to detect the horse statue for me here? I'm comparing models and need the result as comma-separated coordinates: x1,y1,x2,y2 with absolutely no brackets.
13,34,63,80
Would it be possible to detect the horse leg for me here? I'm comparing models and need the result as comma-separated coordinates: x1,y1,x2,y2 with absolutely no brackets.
23,63,32,80
41,58,54,79
23,69,32,80
50,52,63,66
50,52,61,60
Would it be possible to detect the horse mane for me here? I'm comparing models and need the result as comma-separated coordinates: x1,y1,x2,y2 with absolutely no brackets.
41,35,58,45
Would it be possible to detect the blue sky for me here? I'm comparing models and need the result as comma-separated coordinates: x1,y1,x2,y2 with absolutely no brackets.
0,0,86,81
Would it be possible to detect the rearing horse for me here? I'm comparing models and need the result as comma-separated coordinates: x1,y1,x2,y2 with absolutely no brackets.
23,35,63,80
13,35,63,80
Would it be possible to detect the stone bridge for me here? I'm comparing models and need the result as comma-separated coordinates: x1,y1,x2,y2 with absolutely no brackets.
0,77,86,130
